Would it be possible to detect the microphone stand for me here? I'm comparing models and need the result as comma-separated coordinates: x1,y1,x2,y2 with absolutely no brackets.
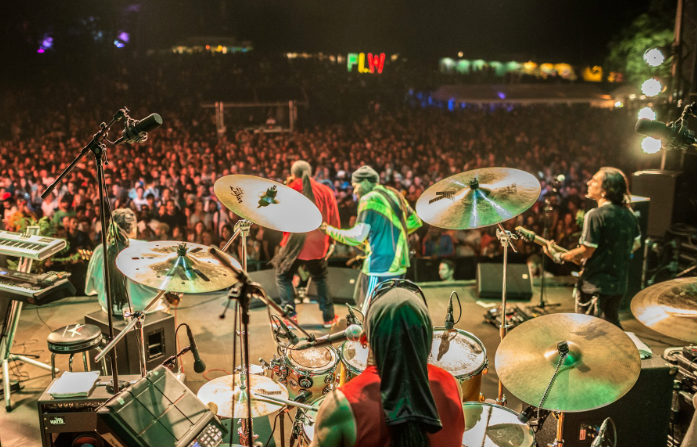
42,108,129,393
494,223,518,405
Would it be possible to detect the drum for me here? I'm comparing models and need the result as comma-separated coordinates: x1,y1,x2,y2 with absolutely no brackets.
430,328,487,402
461,402,535,447
276,345,338,401
339,340,370,382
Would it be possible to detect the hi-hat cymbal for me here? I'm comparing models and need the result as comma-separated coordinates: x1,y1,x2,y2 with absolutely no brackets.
495,313,640,412
116,241,241,293
415,168,540,229
196,374,289,419
214,175,322,233
631,277,697,343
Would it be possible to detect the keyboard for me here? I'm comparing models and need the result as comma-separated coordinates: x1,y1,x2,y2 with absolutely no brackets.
0,269,75,305
0,230,66,261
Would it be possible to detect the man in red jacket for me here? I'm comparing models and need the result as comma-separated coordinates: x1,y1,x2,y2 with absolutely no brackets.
310,281,464,447
272,160,341,328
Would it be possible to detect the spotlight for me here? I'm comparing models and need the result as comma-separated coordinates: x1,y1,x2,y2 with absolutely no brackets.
637,106,656,120
641,136,662,154
641,78,662,97
643,48,665,67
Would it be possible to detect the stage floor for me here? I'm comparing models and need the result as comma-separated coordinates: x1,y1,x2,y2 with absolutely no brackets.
0,278,684,446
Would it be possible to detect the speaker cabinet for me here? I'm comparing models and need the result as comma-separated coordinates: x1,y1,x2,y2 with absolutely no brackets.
476,263,533,300
84,311,176,376
248,267,358,305
38,375,139,447
536,356,673,446
631,170,694,238
626,195,650,302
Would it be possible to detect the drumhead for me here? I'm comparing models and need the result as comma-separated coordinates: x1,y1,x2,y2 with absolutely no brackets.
287,345,337,373
340,341,370,374
430,329,487,378
461,402,535,447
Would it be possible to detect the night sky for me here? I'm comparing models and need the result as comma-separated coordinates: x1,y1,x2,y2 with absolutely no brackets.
1,0,671,64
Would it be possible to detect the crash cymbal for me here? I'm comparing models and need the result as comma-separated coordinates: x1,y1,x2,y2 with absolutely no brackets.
196,374,289,419
415,168,540,229
631,277,697,343
116,240,241,293
214,175,322,233
495,313,640,412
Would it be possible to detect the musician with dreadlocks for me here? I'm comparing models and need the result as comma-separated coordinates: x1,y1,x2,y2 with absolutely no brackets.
271,160,341,328
544,167,641,328
85,208,168,317
310,281,464,447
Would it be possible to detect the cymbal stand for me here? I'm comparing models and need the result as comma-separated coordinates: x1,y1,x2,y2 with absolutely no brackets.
495,223,517,404
222,219,252,271
540,341,569,447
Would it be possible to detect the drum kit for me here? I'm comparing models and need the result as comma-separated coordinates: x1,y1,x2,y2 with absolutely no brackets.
91,167,694,447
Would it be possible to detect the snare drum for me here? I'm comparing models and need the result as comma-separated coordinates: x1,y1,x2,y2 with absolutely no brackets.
279,345,338,401
339,340,370,382
461,402,535,447
430,328,487,401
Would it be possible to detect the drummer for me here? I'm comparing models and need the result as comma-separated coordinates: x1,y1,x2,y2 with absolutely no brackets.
310,282,464,447
85,208,169,317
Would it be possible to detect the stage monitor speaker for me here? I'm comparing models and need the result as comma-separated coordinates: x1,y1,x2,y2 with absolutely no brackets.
38,374,139,447
536,355,673,446
632,170,691,238
476,263,533,300
97,366,226,447
248,268,358,306
626,195,650,302
84,310,175,375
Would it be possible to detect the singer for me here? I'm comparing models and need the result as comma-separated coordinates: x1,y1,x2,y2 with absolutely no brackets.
310,282,464,447
544,167,640,328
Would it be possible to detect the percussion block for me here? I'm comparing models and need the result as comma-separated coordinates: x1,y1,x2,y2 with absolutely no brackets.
476,263,533,300
536,356,673,446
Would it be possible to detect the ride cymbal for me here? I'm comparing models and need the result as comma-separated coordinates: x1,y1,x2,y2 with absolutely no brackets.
631,277,697,343
196,374,289,419
116,240,241,293
495,313,640,412
214,175,322,233
416,168,540,229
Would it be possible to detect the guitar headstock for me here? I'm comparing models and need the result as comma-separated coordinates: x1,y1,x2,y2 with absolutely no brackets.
515,226,535,242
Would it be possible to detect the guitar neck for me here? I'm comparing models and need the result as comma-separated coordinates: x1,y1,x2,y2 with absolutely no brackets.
515,226,568,253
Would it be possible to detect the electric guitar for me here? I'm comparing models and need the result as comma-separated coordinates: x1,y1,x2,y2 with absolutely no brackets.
515,226,569,254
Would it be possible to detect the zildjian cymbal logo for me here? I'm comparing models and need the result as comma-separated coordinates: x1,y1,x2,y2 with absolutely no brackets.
429,190,456,204
258,186,279,208
230,186,244,204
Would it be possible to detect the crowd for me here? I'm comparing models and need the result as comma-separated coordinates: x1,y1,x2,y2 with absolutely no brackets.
0,53,656,278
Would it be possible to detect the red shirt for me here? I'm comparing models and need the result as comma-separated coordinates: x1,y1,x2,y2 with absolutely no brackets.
339,365,464,447
279,178,340,260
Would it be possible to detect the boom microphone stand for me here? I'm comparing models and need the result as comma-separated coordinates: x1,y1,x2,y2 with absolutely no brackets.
42,109,128,392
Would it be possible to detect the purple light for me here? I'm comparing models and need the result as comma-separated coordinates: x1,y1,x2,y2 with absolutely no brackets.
118,31,130,43
37,48,45,54
113,40,125,48
497,91,506,99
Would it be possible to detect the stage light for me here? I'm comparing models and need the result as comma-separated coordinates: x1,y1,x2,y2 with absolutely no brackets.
643,48,665,67
614,101,624,108
641,78,662,97
641,136,662,154
637,106,656,120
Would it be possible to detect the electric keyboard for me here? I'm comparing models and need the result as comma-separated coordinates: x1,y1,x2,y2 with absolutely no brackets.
0,269,75,305
0,230,66,261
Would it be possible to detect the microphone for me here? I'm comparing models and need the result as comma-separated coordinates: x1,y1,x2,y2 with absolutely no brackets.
444,295,455,330
635,119,697,148
293,390,312,404
274,318,300,345
185,325,206,373
115,113,163,145
346,306,360,326
591,417,611,447
294,324,363,350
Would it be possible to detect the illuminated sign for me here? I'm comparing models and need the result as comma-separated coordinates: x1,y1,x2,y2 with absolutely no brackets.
347,53,386,74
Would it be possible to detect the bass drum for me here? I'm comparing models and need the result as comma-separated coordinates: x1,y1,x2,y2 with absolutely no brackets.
430,328,488,402
461,402,536,447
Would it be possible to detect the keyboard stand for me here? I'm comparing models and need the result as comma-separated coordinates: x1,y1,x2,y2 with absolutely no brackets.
0,250,59,411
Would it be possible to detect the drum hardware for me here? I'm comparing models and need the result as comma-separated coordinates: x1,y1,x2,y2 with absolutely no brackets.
461,402,537,447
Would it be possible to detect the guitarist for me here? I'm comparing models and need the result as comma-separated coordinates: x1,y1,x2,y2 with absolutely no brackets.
322,166,423,312
544,167,640,328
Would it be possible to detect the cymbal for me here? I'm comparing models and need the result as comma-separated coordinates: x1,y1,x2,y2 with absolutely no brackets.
631,277,697,343
116,240,241,293
214,175,322,233
196,374,289,419
415,168,540,229
495,313,640,412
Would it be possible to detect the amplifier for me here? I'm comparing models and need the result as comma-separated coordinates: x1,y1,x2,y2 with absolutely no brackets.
85,310,175,375
476,262,533,300
97,366,226,447
38,375,140,447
